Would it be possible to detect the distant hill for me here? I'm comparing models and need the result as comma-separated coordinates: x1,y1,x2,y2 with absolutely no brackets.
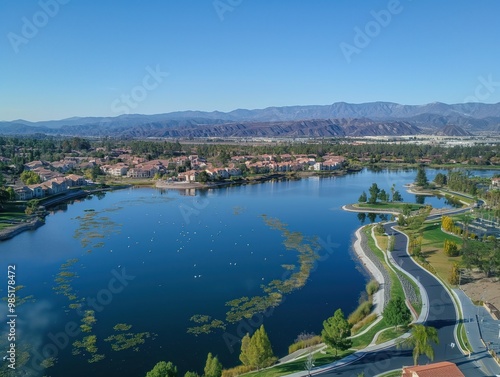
434,125,472,137
1,101,499,137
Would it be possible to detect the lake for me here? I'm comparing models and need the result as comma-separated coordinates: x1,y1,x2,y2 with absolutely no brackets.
0,168,491,376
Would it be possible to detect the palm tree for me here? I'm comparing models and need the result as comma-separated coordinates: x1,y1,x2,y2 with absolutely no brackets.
398,324,439,365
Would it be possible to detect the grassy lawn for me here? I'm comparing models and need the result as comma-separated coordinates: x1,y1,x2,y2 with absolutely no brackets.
457,322,471,353
375,326,407,345
246,349,353,377
355,202,423,212
365,228,405,302
0,211,27,220
419,222,462,283
351,318,388,349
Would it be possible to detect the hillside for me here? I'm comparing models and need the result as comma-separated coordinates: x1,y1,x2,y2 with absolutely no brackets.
1,101,499,137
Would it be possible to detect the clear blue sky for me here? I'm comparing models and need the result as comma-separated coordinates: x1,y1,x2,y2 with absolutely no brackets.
1,0,500,121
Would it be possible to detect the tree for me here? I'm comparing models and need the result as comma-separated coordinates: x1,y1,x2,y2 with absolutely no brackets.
196,171,210,183
20,170,41,185
204,353,222,377
304,352,314,377
321,309,352,356
368,183,380,204
443,239,459,257
358,191,367,203
415,166,428,187
0,188,9,204
392,190,403,202
239,333,251,366
449,263,460,285
378,189,388,202
383,296,411,329
146,361,178,377
441,216,454,232
433,173,447,186
402,203,412,216
239,325,276,369
399,324,439,365
184,372,199,377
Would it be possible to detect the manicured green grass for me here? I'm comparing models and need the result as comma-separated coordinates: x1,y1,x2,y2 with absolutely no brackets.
457,322,471,353
355,202,423,212
375,326,407,345
365,228,405,302
246,349,353,377
0,211,27,220
419,222,462,282
351,318,388,349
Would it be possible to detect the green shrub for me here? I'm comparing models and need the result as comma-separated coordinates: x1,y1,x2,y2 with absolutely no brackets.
366,280,379,296
351,313,377,335
288,335,322,354
221,365,254,377
348,301,372,325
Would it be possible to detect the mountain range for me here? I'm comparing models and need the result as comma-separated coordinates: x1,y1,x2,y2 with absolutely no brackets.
1,101,499,138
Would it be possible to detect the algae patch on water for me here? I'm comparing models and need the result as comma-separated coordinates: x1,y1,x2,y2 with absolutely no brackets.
188,215,319,334
73,208,122,249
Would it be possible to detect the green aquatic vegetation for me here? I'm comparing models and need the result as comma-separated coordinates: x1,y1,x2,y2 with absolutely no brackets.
2,285,34,307
73,210,121,249
53,258,80,303
222,216,319,323
113,323,132,331
88,354,105,363
104,332,152,351
80,310,97,333
187,316,226,335
40,357,56,368
188,215,319,333
73,335,98,354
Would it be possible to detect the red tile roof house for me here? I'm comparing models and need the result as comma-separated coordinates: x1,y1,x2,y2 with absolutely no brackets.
401,361,465,377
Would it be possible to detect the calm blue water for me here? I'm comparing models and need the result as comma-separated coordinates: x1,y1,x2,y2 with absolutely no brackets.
0,168,494,377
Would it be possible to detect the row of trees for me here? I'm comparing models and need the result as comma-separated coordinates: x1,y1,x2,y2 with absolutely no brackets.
145,325,276,377
146,353,222,377
358,183,403,204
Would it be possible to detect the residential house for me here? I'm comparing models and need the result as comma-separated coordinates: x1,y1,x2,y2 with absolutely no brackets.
101,163,129,176
28,184,45,198
66,174,87,187
401,361,464,377
32,167,63,181
178,170,198,182
492,177,500,188
15,186,33,200
24,160,49,170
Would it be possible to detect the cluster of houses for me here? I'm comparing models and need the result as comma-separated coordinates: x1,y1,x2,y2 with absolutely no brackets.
14,160,88,200
8,152,346,199
175,154,345,183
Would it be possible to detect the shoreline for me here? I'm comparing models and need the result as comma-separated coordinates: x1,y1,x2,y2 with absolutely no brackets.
342,204,400,216
0,218,45,241
351,226,387,315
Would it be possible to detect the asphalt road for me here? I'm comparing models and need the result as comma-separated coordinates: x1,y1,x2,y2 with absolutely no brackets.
316,220,491,377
